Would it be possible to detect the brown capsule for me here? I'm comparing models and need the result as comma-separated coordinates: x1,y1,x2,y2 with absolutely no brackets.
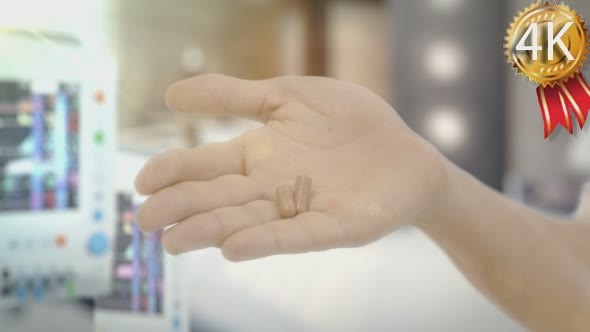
276,184,297,218
293,175,312,214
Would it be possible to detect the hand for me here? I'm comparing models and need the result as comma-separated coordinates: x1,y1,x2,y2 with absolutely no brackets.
135,74,448,261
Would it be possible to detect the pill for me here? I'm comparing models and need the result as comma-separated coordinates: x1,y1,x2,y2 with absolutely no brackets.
276,185,297,218
293,175,312,214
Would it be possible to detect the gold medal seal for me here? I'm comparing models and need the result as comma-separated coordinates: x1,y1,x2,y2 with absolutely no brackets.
505,1,590,137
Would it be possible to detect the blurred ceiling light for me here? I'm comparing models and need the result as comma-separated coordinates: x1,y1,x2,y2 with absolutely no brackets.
429,0,463,12
425,41,465,81
0,0,100,38
181,46,206,73
425,108,467,150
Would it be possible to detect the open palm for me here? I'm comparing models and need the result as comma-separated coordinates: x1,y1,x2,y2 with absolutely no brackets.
135,74,447,261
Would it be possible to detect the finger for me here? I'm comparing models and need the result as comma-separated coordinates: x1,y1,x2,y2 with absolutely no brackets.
134,141,244,195
165,74,287,122
220,212,345,262
136,175,264,232
161,200,280,255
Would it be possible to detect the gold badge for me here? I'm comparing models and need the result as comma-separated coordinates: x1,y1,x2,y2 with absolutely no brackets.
505,1,590,138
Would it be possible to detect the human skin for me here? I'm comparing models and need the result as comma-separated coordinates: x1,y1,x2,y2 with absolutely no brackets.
134,74,590,331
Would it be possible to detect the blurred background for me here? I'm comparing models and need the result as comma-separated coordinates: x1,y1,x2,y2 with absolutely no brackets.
0,0,589,331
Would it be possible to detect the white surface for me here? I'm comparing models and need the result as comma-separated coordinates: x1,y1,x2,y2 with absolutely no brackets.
186,229,523,332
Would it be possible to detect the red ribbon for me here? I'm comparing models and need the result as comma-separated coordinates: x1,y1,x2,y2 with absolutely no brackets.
536,73,590,138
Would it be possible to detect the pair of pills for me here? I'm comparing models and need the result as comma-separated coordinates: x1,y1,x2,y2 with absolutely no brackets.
276,175,312,218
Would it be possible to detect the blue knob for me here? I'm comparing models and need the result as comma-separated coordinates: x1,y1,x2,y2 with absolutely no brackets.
172,317,181,330
16,278,27,302
93,209,104,223
87,232,109,256
33,281,44,300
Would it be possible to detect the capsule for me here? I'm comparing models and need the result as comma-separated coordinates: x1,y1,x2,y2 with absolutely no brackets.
293,175,312,214
276,185,296,218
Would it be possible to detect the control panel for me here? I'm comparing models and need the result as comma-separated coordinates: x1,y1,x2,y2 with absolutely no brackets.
95,192,188,332
0,30,116,307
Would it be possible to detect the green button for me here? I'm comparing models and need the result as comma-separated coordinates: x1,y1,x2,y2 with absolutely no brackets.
94,131,105,144
45,174,56,188
3,177,15,192
65,279,76,298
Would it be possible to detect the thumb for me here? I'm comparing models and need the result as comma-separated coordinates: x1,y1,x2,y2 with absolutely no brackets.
575,182,590,222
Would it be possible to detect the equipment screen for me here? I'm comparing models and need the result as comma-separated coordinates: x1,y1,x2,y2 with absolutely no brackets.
0,80,80,212
96,193,165,314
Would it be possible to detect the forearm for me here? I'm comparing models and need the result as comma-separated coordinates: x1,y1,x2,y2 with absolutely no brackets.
416,162,590,331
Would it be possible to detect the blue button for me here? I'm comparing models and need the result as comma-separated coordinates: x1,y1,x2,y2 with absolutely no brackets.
93,209,104,223
172,317,181,330
87,232,109,256
16,278,27,302
33,281,44,300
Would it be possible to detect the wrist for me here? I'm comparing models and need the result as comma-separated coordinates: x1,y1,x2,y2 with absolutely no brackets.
412,157,458,233
383,135,456,231
410,149,491,238
414,158,566,239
